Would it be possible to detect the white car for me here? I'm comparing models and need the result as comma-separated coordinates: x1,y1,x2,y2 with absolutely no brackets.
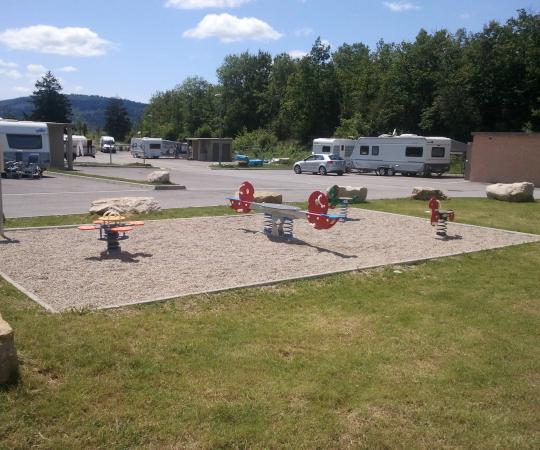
293,154,346,176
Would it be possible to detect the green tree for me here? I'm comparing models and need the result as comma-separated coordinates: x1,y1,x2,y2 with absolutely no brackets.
104,98,132,141
30,71,71,122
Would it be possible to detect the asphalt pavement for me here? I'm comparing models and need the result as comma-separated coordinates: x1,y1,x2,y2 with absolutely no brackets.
2,151,533,218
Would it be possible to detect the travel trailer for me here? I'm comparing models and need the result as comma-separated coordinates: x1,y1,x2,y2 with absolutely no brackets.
312,134,452,176
312,138,356,159
100,136,116,153
64,134,94,157
130,137,180,158
130,137,163,158
0,119,51,174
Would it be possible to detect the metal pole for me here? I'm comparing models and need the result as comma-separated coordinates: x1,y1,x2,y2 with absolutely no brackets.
0,141,6,239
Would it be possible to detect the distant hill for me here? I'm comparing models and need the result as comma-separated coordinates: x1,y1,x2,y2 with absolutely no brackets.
0,94,147,130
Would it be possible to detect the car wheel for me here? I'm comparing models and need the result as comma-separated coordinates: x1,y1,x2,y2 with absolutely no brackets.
378,167,387,176
293,165,302,174
319,166,328,176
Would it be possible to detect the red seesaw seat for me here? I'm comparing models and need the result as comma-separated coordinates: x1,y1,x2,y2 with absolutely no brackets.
78,225,98,231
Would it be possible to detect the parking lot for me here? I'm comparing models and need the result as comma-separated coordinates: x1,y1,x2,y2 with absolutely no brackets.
1,151,526,218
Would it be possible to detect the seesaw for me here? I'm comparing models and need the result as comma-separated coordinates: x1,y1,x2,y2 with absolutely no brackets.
227,181,345,240
78,211,145,254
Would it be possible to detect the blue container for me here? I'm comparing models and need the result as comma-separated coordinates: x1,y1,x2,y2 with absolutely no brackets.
248,159,264,167
233,154,249,162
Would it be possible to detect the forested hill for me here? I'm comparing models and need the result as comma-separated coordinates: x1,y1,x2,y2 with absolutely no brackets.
0,94,147,130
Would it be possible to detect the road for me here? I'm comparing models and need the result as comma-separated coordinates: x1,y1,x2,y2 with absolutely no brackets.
2,151,532,218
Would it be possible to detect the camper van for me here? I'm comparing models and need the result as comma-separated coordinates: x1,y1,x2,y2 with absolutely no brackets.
313,134,452,176
100,136,116,153
0,119,50,175
130,137,163,158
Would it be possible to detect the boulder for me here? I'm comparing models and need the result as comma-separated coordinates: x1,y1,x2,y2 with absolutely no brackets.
486,182,535,202
411,187,448,200
254,192,282,204
326,185,368,203
0,313,18,385
147,170,170,183
90,197,161,215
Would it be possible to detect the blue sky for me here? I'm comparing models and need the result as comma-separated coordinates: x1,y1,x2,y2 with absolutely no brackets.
0,0,537,103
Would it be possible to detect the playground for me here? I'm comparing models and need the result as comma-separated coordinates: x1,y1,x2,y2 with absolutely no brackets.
0,207,538,312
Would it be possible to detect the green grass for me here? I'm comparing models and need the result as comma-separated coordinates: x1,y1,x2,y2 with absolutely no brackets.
355,197,540,234
4,205,235,228
1,199,539,448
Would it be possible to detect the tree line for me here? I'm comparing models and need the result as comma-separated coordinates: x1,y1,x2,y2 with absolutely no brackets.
143,9,540,147
28,72,132,141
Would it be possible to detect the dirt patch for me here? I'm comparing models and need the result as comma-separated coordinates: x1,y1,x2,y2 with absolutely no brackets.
0,209,538,312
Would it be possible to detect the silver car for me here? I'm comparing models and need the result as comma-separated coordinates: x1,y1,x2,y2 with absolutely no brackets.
293,154,346,176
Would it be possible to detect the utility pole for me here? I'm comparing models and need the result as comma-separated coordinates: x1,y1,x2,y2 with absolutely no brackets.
214,93,223,166
0,141,7,239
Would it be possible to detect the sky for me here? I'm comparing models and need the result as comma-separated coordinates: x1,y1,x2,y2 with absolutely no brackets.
0,0,538,103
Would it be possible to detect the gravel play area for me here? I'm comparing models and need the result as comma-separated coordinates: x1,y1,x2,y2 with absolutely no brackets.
1,209,539,312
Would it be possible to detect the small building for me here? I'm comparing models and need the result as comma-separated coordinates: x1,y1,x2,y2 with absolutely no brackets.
186,138,232,162
466,132,540,186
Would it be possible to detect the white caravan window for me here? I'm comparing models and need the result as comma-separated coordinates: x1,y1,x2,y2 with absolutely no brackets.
322,145,331,153
6,134,42,150
372,146,379,156
360,145,369,155
149,143,161,149
431,147,445,157
406,146,423,157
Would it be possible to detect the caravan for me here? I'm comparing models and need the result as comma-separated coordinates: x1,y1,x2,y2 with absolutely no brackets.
130,137,180,158
312,134,452,176
0,119,50,175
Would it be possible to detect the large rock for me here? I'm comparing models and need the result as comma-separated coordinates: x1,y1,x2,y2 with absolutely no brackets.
0,313,18,385
326,185,368,203
486,182,535,202
147,170,170,183
254,192,282,204
90,197,161,215
411,187,448,200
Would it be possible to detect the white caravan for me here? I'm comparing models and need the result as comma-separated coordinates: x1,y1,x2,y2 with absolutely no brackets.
313,134,452,176
130,137,180,158
130,137,163,158
312,138,356,159
0,120,50,173
64,134,93,156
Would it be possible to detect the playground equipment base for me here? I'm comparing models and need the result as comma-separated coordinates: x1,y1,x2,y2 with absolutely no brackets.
1,209,539,312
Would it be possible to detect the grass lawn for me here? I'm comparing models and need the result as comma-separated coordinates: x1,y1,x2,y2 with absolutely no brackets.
1,198,539,449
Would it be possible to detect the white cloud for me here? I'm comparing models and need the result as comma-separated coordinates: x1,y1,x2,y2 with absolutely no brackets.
0,68,22,79
0,25,111,57
288,50,307,59
0,58,18,68
459,13,471,20
382,2,420,12
58,65,78,73
183,13,283,42
166,0,250,8
14,86,31,94
294,27,313,37
26,63,47,74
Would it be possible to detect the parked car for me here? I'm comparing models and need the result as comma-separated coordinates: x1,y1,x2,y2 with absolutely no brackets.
293,154,346,175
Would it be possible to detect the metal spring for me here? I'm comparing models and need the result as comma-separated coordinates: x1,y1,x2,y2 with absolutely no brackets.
339,202,348,222
436,218,448,237
282,218,294,240
263,213,273,235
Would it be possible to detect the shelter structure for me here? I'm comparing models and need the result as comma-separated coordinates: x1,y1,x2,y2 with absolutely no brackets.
186,137,232,162
465,132,540,186
47,123,74,170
